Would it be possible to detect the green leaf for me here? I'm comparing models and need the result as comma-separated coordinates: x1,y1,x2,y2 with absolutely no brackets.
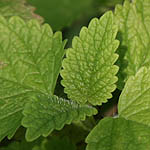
0,0,43,23
118,67,150,127
115,0,150,89
61,11,119,105
86,117,150,150
27,0,93,30
0,16,66,141
22,95,97,141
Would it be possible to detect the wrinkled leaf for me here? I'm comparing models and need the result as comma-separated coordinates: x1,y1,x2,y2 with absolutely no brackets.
0,16,65,141
118,67,150,127
86,117,150,150
115,0,150,89
61,11,119,105
22,95,97,141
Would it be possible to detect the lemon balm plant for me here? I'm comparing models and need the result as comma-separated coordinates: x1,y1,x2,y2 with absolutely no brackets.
1,0,150,149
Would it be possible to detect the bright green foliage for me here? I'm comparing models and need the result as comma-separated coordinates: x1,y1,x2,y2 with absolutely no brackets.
0,16,66,141
118,67,150,127
0,0,43,23
22,95,97,141
27,0,93,30
86,117,150,150
115,0,150,89
61,11,119,105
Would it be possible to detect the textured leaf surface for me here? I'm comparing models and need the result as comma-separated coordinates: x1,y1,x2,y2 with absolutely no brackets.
0,16,65,141
27,0,93,30
0,0,43,23
61,11,119,105
118,67,150,127
86,117,150,150
22,95,97,141
115,0,150,89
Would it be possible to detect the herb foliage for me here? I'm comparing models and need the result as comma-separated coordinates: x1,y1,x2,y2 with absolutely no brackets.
0,0,150,149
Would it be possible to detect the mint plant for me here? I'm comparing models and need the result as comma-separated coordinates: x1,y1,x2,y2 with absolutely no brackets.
1,0,150,149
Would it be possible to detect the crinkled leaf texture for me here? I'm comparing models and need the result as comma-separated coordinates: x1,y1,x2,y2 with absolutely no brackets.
86,117,150,150
0,0,43,23
118,67,150,127
115,0,150,89
61,11,119,105
22,95,97,141
0,16,66,141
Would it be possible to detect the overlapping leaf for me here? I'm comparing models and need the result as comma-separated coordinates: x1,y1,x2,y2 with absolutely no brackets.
0,0,43,23
118,67,150,127
86,117,150,150
0,16,66,141
115,0,150,89
22,95,97,141
61,11,119,105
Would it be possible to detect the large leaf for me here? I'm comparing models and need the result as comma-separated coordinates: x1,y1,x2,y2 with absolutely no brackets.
27,0,93,30
61,11,119,105
118,67,150,127
115,0,150,89
86,117,150,150
22,95,97,141
0,16,66,141
0,0,43,23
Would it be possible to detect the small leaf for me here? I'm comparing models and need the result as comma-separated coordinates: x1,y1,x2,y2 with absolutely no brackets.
115,0,150,89
61,11,119,105
86,117,150,150
118,67,150,127
0,0,43,23
0,16,66,141
22,95,97,141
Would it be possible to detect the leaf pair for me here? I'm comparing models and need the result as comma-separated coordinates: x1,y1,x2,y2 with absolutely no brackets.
86,67,150,150
0,16,65,141
0,16,97,141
